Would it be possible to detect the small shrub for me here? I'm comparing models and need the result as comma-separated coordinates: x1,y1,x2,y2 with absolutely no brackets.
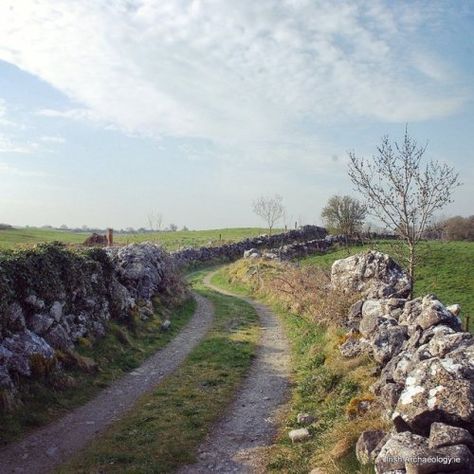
346,394,376,419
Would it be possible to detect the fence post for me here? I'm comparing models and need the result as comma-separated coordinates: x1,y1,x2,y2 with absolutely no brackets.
465,315,471,333
106,228,113,247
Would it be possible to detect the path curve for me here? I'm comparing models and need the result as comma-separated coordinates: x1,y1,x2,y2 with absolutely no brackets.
0,293,214,474
179,272,291,473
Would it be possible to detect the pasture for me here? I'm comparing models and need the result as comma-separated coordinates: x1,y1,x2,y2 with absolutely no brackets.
0,227,277,251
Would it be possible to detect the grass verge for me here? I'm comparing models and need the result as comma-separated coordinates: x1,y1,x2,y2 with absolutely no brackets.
212,264,387,473
56,269,260,473
0,297,196,446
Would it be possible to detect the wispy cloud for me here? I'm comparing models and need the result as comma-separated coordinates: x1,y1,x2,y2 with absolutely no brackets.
40,135,66,144
0,161,49,176
0,98,40,153
0,0,468,154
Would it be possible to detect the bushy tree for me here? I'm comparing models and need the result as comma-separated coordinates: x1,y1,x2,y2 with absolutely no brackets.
252,194,285,235
321,195,367,235
442,215,474,241
348,129,461,294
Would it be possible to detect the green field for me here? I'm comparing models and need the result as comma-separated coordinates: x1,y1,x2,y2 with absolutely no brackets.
0,227,276,251
300,240,474,330
0,228,87,249
114,227,279,250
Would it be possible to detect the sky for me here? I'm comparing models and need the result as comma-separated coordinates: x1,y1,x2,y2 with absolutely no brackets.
0,0,473,230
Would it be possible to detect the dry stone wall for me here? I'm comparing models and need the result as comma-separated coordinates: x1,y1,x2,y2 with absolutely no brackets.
333,251,474,473
0,242,186,407
170,225,327,267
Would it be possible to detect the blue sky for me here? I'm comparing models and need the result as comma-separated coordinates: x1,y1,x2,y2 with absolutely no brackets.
0,0,473,229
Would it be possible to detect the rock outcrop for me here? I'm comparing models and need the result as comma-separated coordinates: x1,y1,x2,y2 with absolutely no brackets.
333,251,473,473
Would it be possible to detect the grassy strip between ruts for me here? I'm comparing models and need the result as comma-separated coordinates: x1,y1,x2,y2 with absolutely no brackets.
0,297,196,446
56,269,260,473
211,267,385,474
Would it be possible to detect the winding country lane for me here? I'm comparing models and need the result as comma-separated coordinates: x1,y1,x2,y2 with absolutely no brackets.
178,273,291,474
0,294,214,474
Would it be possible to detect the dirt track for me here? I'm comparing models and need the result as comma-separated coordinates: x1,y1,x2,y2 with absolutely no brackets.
178,273,291,473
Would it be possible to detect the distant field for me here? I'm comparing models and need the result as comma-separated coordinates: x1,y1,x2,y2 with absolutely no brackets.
300,240,474,330
114,227,279,250
0,227,277,251
0,228,87,249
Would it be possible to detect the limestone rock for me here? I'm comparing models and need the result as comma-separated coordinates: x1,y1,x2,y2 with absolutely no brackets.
2,330,54,377
25,294,45,311
347,299,364,327
447,304,461,316
340,335,370,358
160,320,171,331
45,325,73,351
296,412,315,425
428,422,474,450
27,314,54,335
106,243,167,300
371,324,407,365
380,383,403,411
6,303,26,332
375,431,430,472
289,428,310,443
356,430,387,465
243,248,259,258
360,313,397,339
331,250,411,299
393,351,474,435
50,301,64,322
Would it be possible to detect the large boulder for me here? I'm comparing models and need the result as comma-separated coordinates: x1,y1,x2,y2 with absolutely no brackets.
375,431,474,473
2,330,55,377
356,430,387,465
106,243,168,300
331,251,411,299
399,295,462,332
371,324,408,365
429,422,474,450
393,344,474,435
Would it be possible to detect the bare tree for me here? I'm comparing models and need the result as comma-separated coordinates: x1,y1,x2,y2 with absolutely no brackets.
252,194,285,235
321,195,367,235
348,129,460,295
147,211,163,232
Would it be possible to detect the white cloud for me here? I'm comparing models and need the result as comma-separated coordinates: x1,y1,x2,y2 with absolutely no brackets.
0,0,468,154
0,162,48,176
0,98,40,153
40,135,66,144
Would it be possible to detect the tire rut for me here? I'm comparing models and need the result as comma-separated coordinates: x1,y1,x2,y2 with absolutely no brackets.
0,293,214,474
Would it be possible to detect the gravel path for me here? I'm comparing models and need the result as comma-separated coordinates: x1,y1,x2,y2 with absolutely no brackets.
178,273,291,474
0,293,214,474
